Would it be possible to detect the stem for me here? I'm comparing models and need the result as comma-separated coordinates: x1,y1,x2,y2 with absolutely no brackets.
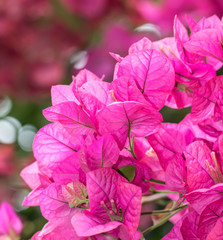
142,193,167,204
150,186,178,194
123,105,136,159
124,147,131,153
141,204,188,215
142,204,188,235
131,136,135,149
149,179,166,185
175,196,185,208
128,135,136,159
154,190,178,194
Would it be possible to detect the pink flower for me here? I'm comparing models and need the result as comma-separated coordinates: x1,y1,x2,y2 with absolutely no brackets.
19,14,223,240
72,168,142,239
0,202,22,239
114,38,175,110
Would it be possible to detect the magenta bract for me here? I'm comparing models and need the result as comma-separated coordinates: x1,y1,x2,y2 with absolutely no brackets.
19,13,223,240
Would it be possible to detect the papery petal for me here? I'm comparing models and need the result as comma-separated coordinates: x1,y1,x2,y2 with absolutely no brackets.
109,52,123,62
22,186,43,206
153,37,180,60
51,85,78,106
40,183,71,221
72,212,121,237
86,168,127,213
97,101,162,149
52,172,80,185
116,49,175,110
174,15,189,62
33,123,81,176
43,102,95,135
116,182,141,234
148,123,193,170
188,62,216,85
112,77,148,104
140,150,165,186
33,211,80,240
0,202,22,235
191,77,216,123
180,210,200,239
72,69,102,90
162,218,183,240
128,37,153,54
78,81,113,115
198,199,223,240
185,141,215,192
165,154,186,193
218,134,223,172
184,29,223,63
206,217,223,240
84,134,120,170
189,15,222,34
181,114,223,142
20,161,41,189
165,86,192,109
185,183,223,214
72,69,103,102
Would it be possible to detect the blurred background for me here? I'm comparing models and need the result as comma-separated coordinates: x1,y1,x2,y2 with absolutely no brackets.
0,0,222,239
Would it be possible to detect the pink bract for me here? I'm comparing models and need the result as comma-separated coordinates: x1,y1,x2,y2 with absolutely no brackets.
20,14,223,240
115,44,175,110
72,168,142,239
0,202,22,238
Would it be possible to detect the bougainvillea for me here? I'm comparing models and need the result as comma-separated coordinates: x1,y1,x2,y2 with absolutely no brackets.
0,202,22,239
21,15,223,239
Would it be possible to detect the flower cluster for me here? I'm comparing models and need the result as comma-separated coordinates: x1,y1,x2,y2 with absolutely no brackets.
21,15,223,239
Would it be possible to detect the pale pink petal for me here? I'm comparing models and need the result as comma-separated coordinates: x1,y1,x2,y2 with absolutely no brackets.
185,141,215,192
20,161,41,189
109,52,123,62
148,123,194,170
191,78,216,123
180,210,200,239
84,134,120,170
206,217,223,240
116,182,141,234
0,202,22,235
43,102,95,135
112,77,148,104
72,69,103,97
97,101,162,149
78,81,113,115
116,49,175,110
173,15,189,62
185,183,223,214
51,85,78,106
33,123,81,177
33,210,80,240
72,212,121,237
86,168,127,213
184,29,223,63
165,154,186,193
40,183,71,221
22,186,43,207
197,199,223,239
128,37,153,54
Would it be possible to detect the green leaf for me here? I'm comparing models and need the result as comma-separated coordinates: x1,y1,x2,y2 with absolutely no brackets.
117,165,136,182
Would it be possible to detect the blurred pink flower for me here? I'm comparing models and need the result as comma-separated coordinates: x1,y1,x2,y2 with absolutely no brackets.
126,0,223,36
0,145,14,176
0,202,22,239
